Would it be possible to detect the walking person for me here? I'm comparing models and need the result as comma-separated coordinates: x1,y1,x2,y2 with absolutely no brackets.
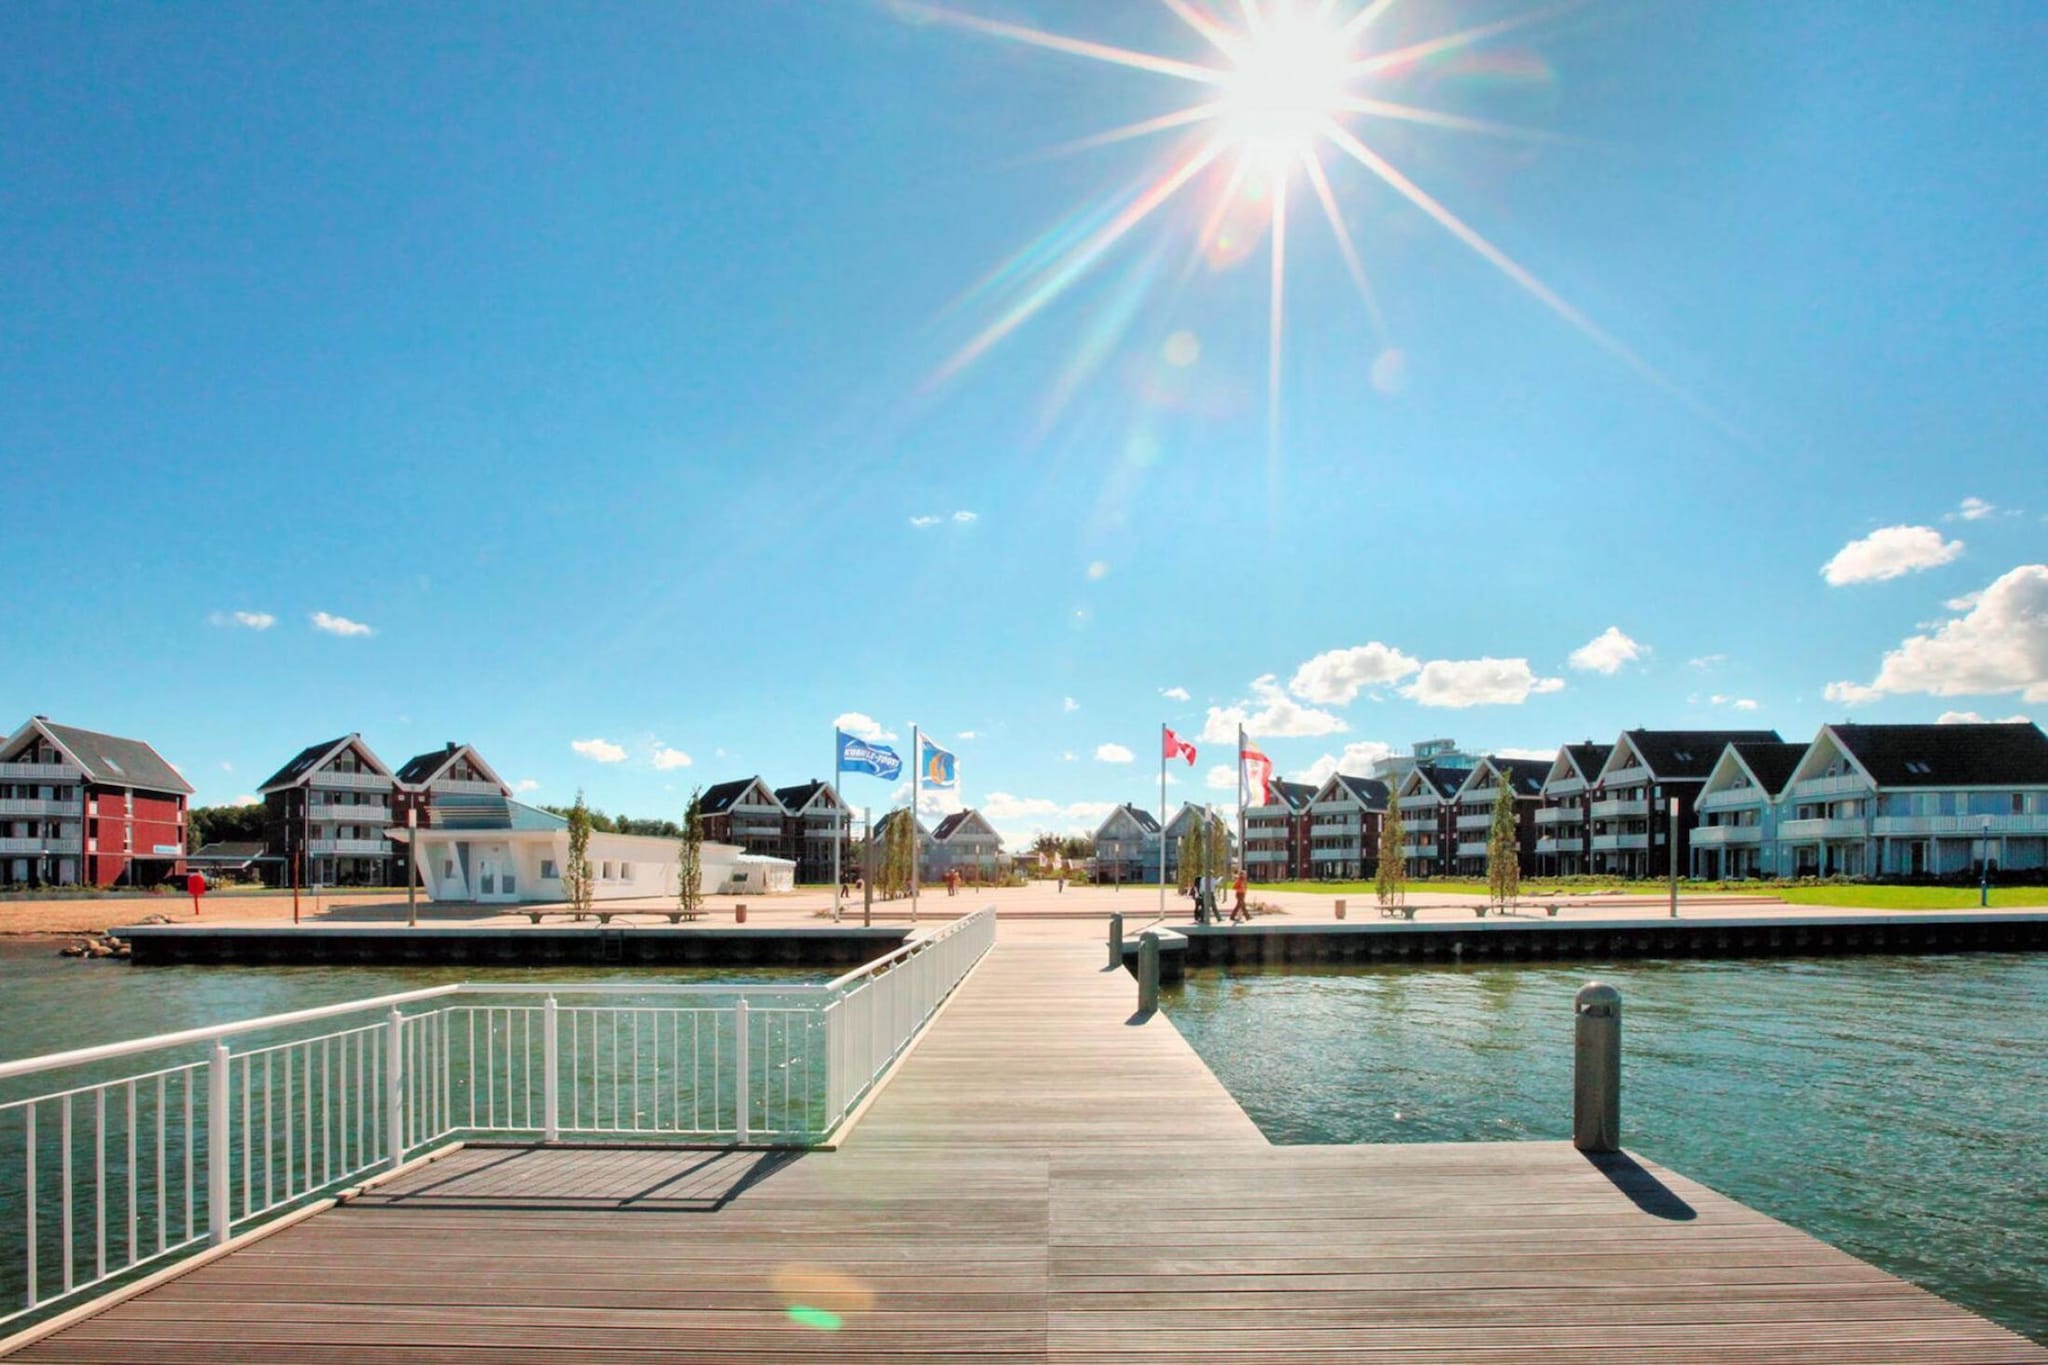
1231,871,1249,923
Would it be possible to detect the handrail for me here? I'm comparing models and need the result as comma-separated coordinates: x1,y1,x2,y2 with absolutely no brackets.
0,985,465,1083
820,905,994,995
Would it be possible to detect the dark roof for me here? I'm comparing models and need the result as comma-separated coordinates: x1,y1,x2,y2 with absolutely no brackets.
932,811,970,840
700,778,775,815
191,841,266,860
395,743,462,785
1276,779,1319,811
1411,763,1463,796
1623,730,1782,780
1729,741,1805,795
874,809,928,837
1114,803,1161,834
1487,758,1550,797
38,721,193,794
1333,774,1389,809
257,736,353,793
774,780,829,811
1564,743,1612,781
1829,723,2048,788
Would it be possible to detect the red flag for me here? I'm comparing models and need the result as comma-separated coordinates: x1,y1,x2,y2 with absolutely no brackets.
1163,727,1197,766
1241,743,1274,806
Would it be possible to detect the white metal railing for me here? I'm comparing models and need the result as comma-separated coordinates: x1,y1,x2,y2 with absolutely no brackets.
0,839,80,855
1591,832,1647,851
1591,798,1647,820
1690,825,1762,845
1455,813,1491,831
429,779,505,797
1534,806,1573,826
0,908,995,1333
306,772,392,792
1871,813,2048,836
306,838,391,856
0,765,81,783
1456,840,1489,857
1791,774,1871,800
308,805,392,825
1779,817,1867,841
0,800,74,819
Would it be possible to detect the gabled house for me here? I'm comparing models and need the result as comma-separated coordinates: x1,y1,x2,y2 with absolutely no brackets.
1450,757,1549,876
1776,723,2048,878
257,734,398,887
1589,729,1782,878
1305,774,1387,880
390,742,512,885
1392,763,1462,878
1092,804,1161,885
0,716,192,887
1245,778,1318,882
1536,743,1612,876
1691,741,1804,879
872,808,934,880
698,777,792,861
775,780,851,884
930,809,1004,880
1161,803,1233,883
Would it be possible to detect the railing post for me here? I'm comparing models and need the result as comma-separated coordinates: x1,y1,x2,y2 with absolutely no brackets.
1108,912,1123,968
1573,983,1621,1154
1137,932,1160,1014
207,1042,230,1246
543,995,560,1142
385,1006,405,1169
733,999,750,1145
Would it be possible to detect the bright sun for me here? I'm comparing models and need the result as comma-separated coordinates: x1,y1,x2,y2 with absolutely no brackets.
1216,9,1351,168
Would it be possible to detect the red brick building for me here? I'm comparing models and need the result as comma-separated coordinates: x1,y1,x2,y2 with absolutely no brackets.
0,716,192,887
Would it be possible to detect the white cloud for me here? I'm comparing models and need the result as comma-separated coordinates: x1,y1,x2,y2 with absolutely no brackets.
310,611,373,637
1095,743,1134,763
1568,626,1646,675
1160,686,1191,702
1401,659,1565,708
219,760,233,772
1944,591,1983,612
1200,674,1347,742
514,778,540,792
1061,751,1076,762
1288,642,1421,704
1844,564,2048,702
980,792,1062,820
1950,497,1996,522
908,515,942,528
232,793,260,806
1821,526,1963,585
1824,680,1885,706
1688,653,1727,670
1204,764,1237,790
833,712,896,742
1087,560,1109,580
1063,697,1080,713
571,737,627,763
1493,746,1557,761
1293,739,1396,788
953,510,977,523
1937,710,2030,725
957,730,978,740
1731,698,1760,711
651,746,693,771
210,610,276,630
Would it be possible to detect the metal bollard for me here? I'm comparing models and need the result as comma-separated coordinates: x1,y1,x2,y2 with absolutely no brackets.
1573,982,1621,1154
1108,912,1124,968
1137,931,1160,1013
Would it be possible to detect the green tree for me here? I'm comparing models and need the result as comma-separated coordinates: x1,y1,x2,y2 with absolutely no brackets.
876,811,915,900
1377,787,1406,912
1486,771,1521,914
1207,815,1230,883
675,788,704,918
564,790,594,920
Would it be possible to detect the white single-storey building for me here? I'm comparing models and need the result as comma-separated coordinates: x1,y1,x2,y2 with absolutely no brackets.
390,798,794,904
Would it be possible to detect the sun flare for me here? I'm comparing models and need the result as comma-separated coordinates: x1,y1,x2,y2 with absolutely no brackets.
1215,8,1351,170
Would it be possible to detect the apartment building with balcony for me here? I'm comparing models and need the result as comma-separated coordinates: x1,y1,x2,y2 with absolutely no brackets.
775,781,852,884
1772,722,2048,878
1244,779,1317,882
699,777,795,861
258,735,401,886
0,716,192,887
1588,729,1782,879
1535,743,1611,876
1689,741,1805,879
930,809,1004,880
1449,756,1549,876
1092,804,1162,885
1304,774,1387,880
1392,763,1462,878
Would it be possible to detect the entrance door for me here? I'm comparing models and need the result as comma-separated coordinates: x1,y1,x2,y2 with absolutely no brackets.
477,855,499,900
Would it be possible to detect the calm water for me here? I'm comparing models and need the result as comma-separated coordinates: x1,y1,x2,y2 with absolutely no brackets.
1165,953,2048,1345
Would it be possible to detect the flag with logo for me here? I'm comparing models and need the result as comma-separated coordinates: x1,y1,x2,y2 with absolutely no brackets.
1241,741,1274,806
1163,727,1197,766
836,730,902,781
919,736,958,789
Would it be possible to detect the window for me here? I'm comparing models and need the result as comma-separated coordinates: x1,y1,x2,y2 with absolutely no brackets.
619,862,633,882
540,859,558,879
601,861,613,880
444,859,455,878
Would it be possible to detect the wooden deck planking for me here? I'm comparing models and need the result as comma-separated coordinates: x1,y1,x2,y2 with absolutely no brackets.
10,930,2043,1362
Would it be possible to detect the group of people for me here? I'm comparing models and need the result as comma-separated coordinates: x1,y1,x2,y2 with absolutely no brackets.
1191,871,1252,925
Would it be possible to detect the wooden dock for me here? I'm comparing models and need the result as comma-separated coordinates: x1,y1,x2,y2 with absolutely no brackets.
10,933,2043,1362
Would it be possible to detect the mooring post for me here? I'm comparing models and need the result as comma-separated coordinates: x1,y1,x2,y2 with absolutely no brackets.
1137,931,1160,1013
1573,982,1621,1153
1108,912,1124,968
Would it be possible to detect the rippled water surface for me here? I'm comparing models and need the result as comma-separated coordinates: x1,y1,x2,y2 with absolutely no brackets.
1165,953,2047,1344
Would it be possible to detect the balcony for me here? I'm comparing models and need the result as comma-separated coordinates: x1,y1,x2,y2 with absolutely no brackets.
1590,832,1647,852
0,837,82,854
1398,842,1434,859
729,822,784,839
1544,775,1586,797
1591,798,1648,820
308,838,391,856
1534,806,1575,826
1309,847,1351,862
0,798,74,817
1778,817,1867,841
1604,764,1651,788
1871,813,2048,837
1455,813,1491,832
0,762,82,782
1690,825,1762,846
430,778,504,797
1245,848,1289,863
1310,821,1356,836
1790,774,1872,800
1456,839,1489,857
1697,787,1768,813
311,804,392,826
1535,837,1575,856
309,771,393,792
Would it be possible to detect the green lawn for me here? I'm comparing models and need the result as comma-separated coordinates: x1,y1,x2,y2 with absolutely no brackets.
1774,885,2046,910
1262,879,2046,909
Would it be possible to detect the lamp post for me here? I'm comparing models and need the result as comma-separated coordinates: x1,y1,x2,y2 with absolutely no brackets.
406,806,419,928
1980,815,1993,908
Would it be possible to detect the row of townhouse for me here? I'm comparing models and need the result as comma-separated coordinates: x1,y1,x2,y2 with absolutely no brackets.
0,716,192,887
1091,803,1235,885
870,808,1006,881
696,777,853,884
1226,721,2048,883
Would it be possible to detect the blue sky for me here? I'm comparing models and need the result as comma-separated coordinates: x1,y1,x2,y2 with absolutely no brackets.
2,0,2042,845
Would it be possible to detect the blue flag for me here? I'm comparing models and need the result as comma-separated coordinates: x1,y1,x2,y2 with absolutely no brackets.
837,730,902,781
919,736,958,789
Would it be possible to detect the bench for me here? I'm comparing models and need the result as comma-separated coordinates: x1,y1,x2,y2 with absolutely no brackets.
1379,904,1418,921
522,909,707,925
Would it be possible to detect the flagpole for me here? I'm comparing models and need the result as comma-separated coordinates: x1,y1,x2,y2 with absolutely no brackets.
910,723,920,923
1237,723,1247,883
1158,723,1167,921
831,728,842,923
